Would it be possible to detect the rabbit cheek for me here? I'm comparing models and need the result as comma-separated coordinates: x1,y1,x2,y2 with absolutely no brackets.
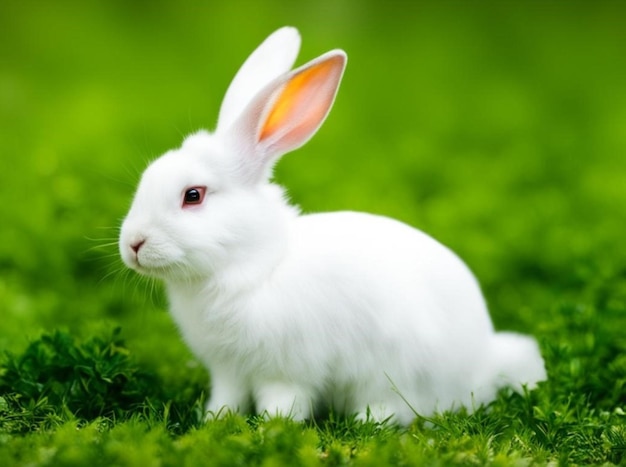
144,241,184,273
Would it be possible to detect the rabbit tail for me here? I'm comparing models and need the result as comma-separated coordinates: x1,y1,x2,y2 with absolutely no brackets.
474,332,546,404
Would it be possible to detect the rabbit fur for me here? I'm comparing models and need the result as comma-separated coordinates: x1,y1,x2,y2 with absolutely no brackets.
119,26,546,425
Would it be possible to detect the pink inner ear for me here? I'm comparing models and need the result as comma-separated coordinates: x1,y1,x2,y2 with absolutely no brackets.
258,54,344,153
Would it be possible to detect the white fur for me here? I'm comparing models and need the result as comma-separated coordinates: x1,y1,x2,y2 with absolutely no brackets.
119,27,546,425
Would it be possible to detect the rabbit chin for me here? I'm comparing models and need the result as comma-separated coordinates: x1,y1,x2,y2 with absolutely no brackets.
132,259,210,284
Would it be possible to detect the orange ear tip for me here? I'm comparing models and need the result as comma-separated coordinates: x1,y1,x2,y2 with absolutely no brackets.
315,51,347,83
326,49,348,65
319,51,347,72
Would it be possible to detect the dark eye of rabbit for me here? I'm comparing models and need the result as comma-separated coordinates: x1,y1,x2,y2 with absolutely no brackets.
183,187,205,206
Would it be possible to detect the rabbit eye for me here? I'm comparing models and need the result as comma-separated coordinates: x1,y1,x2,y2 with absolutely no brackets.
183,187,206,207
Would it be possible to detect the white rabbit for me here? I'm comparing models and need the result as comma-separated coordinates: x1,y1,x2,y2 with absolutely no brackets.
119,26,546,425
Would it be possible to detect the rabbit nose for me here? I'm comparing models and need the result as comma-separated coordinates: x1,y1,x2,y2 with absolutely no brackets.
131,239,145,254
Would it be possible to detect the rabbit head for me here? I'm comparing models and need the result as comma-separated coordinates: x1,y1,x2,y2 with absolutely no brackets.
119,27,347,284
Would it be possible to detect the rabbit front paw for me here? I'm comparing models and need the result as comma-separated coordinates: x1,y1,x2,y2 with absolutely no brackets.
254,382,314,421
205,374,250,419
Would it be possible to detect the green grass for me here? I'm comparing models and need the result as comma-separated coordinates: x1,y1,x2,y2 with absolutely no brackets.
2,0,626,465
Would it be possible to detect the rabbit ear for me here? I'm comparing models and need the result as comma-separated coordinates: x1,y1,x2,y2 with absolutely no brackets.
227,50,347,184
258,50,346,156
217,27,301,132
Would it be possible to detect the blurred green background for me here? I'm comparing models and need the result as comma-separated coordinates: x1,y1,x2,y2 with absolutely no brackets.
1,0,625,379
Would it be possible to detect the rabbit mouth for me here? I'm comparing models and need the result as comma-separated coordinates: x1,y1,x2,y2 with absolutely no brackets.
120,229,188,274
123,243,186,280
